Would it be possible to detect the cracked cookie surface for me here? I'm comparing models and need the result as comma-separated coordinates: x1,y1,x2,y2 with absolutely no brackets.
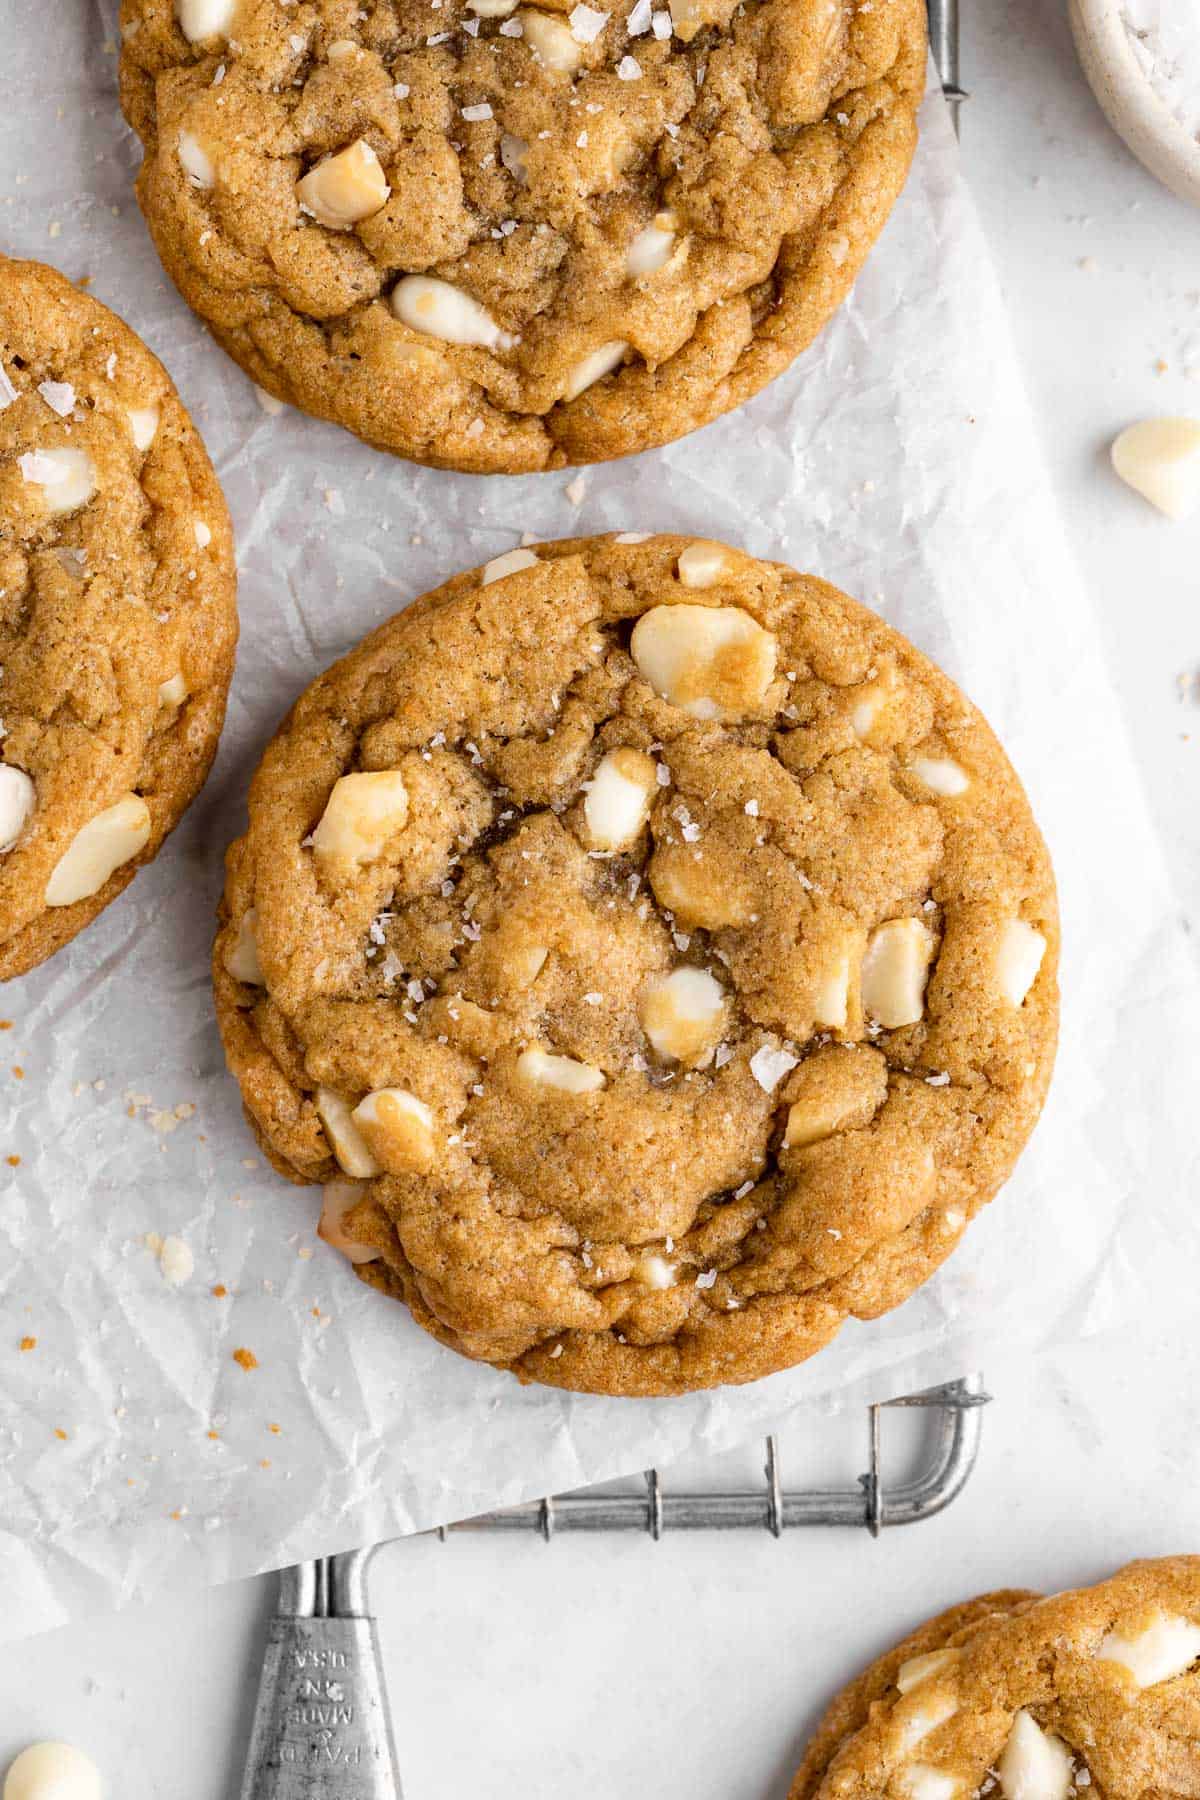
0,256,237,980
214,534,1057,1396
119,0,925,472
790,1559,1200,1800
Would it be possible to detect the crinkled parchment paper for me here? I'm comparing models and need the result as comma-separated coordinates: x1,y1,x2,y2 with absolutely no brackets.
1,1,1197,1643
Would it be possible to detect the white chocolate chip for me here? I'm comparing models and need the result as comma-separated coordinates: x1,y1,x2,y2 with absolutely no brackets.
352,1087,437,1175
177,128,216,188
861,917,935,1029
812,948,853,1031
128,405,160,451
317,1087,380,1179
517,1048,605,1094
391,275,509,349
896,1650,961,1695
640,966,725,1063
176,0,236,41
469,0,520,14
225,907,263,985
1111,417,1200,520
911,756,969,797
18,447,96,516
297,139,390,229
1096,1611,1200,1687
0,765,35,853
996,1709,1074,1800
631,603,777,720
639,1254,675,1289
582,747,656,850
500,132,529,179
311,771,409,870
899,1691,959,1751
676,540,730,588
158,672,187,710
562,340,628,401
319,1176,382,1263
194,519,212,547
995,918,1046,1008
3,1742,102,1800
482,546,538,585
517,9,582,69
45,793,151,907
626,216,676,276
895,1769,962,1800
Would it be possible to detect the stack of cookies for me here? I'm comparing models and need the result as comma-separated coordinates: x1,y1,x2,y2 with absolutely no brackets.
0,0,1058,1407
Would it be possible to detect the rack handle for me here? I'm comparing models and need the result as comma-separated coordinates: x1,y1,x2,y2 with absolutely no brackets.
240,1561,402,1799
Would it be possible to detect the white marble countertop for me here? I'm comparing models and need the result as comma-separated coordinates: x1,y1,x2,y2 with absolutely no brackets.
3,4,1199,1794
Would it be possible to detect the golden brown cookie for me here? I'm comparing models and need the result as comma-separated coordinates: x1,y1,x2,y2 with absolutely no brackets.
214,534,1058,1396
0,256,238,981
790,1559,1200,1800
119,0,926,473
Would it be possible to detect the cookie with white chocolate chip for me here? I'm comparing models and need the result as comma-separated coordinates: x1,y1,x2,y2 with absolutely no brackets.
0,256,237,980
118,0,925,473
790,1559,1200,1800
213,534,1057,1396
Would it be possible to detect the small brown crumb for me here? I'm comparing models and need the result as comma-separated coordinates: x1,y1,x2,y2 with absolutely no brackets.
233,1346,258,1372
211,1283,228,1298
207,1430,220,1441
11,1066,23,1079
170,1509,184,1521
268,1422,281,1435
259,1458,271,1470
54,1428,68,1441
7,1155,20,1167
19,1336,36,1352
0,1020,12,1030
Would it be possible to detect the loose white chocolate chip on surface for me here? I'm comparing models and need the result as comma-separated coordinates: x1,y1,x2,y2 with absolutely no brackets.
177,128,216,188
582,747,656,850
517,1048,606,1093
639,1253,676,1289
676,540,730,589
127,405,159,451
630,603,777,720
1111,417,1200,520
311,770,409,870
517,9,582,70
3,1741,103,1800
158,672,188,710
562,340,628,401
351,1087,436,1174
996,1709,1074,1800
1096,1611,1200,1686
0,765,35,853
995,918,1046,1008
391,275,508,349
319,1177,381,1264
18,447,96,516
626,216,676,276
640,966,726,1062
895,1768,962,1800
176,0,236,42
45,793,151,907
481,546,538,586
317,1087,381,1179
911,756,969,797
861,917,935,1029
225,907,264,985
297,139,390,229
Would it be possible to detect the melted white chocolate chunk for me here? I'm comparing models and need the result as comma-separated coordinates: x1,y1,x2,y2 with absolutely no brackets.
996,1709,1074,1800
896,1649,961,1695
297,140,390,229
1096,1611,1200,1687
640,966,726,1063
225,907,263,985
562,340,628,401
176,0,236,41
45,794,151,906
351,1087,437,1175
311,771,409,870
517,1047,605,1093
3,1742,102,1800
631,603,777,720
995,919,1045,1008
391,276,508,349
482,547,538,586
317,1087,380,1179
18,447,95,516
582,747,656,850
0,765,35,853
861,917,935,1029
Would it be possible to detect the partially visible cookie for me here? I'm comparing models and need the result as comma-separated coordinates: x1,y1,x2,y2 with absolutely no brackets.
118,0,925,472
214,534,1057,1397
790,1558,1200,1799
0,256,238,979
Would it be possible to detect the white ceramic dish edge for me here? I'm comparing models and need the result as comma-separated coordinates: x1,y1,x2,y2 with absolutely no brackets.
1069,0,1200,207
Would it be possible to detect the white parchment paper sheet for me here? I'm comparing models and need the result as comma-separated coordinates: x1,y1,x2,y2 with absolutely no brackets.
0,1,1196,1643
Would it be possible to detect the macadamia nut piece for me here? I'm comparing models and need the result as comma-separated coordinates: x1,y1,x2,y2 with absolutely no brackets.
391,276,509,350
18,447,96,516
297,140,390,229
1111,417,1200,520
351,1087,437,1175
45,794,151,907
518,9,583,70
582,748,656,850
0,765,35,853
311,771,409,871
861,917,935,1029
631,603,777,720
176,0,236,42
517,1048,605,1093
1096,1612,1200,1687
317,1087,380,1179
640,966,726,1062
